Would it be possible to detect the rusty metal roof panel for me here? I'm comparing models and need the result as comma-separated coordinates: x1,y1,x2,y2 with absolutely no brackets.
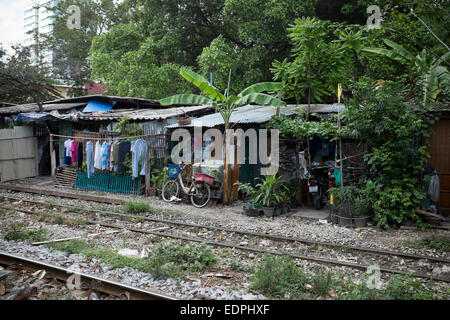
76,105,213,121
0,102,88,115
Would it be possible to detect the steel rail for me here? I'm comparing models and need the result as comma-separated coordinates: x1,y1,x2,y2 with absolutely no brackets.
1,194,449,265
1,204,449,283
0,251,177,300
0,185,123,204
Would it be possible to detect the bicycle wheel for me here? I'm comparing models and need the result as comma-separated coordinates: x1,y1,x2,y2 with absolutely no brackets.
190,183,211,208
162,180,180,202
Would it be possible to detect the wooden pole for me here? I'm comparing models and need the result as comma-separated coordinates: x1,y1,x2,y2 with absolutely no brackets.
337,84,344,187
145,144,151,196
338,112,343,187
49,134,56,177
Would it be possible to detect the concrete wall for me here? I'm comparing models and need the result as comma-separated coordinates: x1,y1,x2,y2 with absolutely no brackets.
0,126,38,182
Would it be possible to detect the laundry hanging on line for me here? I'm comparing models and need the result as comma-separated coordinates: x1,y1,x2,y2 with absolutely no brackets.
82,139,148,178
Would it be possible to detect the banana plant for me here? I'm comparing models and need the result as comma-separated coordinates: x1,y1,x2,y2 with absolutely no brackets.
363,39,449,106
160,68,286,204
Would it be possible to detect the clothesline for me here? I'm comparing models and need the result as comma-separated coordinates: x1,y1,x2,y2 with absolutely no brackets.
50,133,158,141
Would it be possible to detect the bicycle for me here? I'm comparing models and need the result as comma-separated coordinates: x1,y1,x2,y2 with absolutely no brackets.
161,163,211,208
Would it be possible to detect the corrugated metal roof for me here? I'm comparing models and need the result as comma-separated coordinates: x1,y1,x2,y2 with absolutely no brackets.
166,103,344,128
77,105,213,121
45,94,161,107
0,102,88,115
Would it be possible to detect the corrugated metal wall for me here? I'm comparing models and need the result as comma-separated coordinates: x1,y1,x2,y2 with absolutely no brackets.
428,115,450,215
0,126,38,182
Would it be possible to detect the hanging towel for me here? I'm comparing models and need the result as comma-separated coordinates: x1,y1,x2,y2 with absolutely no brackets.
101,141,109,170
94,141,102,169
71,140,78,163
86,141,94,178
64,139,73,157
131,139,147,178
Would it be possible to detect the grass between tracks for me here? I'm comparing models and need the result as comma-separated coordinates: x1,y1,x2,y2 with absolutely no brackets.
405,235,450,252
46,240,217,280
250,255,450,300
122,201,181,217
2,222,47,242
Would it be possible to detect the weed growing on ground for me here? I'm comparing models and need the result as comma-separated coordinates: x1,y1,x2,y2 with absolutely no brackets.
405,235,450,252
250,255,309,299
46,199,56,207
73,217,89,225
250,255,449,300
47,240,217,280
336,272,447,300
123,201,150,213
230,259,254,273
310,267,333,297
52,214,64,224
2,223,47,242
0,195,4,202
153,241,217,272
67,205,81,213
160,209,182,216
135,217,145,223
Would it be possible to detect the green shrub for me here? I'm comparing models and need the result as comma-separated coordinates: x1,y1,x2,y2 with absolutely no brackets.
3,223,47,242
250,255,309,299
123,201,150,213
153,242,217,271
47,240,216,280
311,268,333,297
406,235,450,252
337,273,443,300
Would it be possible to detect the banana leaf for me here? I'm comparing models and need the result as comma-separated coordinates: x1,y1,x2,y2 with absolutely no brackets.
234,93,286,107
159,94,211,106
180,68,226,102
238,82,283,97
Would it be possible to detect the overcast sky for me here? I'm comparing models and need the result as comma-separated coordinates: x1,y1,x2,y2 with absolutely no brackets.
0,0,29,52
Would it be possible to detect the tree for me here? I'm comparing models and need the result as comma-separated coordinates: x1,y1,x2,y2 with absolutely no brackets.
89,25,192,99
160,68,285,204
363,39,450,106
88,0,317,98
0,46,61,107
41,0,130,94
271,18,359,111
342,79,436,228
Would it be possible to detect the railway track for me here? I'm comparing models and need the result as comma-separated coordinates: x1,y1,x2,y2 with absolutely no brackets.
1,194,449,283
0,251,177,300
1,194,449,262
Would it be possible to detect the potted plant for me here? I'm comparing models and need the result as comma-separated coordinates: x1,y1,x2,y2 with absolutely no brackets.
351,195,373,227
235,182,261,216
150,167,169,196
331,186,358,226
252,175,288,217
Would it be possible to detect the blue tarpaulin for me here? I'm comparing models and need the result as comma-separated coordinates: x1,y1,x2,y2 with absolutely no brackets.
15,112,75,122
82,100,116,113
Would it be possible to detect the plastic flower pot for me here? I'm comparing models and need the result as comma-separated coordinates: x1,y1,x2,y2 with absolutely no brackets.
338,215,353,227
262,206,275,217
330,213,339,224
273,207,282,217
352,215,370,228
